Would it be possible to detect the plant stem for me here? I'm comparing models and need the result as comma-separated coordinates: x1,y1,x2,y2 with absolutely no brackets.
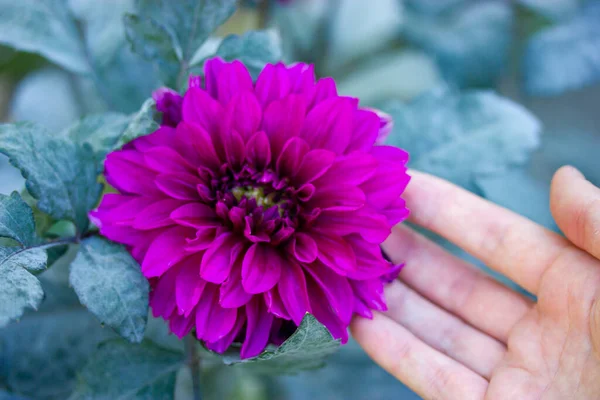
185,335,202,400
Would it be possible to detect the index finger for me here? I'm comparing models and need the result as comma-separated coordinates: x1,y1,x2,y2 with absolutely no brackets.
405,171,570,295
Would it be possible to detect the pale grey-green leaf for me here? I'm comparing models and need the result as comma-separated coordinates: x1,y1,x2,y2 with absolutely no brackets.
69,237,149,343
0,246,46,326
64,113,131,161
0,0,88,74
215,30,282,79
383,86,542,191
0,301,114,400
70,340,183,400
0,122,103,233
523,1,600,96
114,98,159,149
0,192,35,246
226,314,340,374
403,1,512,87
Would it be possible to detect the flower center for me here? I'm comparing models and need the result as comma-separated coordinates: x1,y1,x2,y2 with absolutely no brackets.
230,185,288,217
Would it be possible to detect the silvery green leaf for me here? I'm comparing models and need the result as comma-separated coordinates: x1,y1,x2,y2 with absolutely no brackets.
383,86,542,191
70,340,184,400
125,0,236,88
0,122,103,233
0,192,35,246
226,314,340,373
64,113,130,161
123,13,181,88
517,0,579,21
404,0,465,15
523,1,600,96
0,155,24,196
114,98,159,149
9,68,81,133
475,170,557,231
70,0,160,113
326,0,402,70
0,246,46,326
336,50,441,105
0,390,30,400
69,237,149,343
0,302,114,400
403,1,512,87
215,30,282,79
0,0,88,74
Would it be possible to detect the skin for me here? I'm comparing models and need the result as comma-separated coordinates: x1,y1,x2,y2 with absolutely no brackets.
351,166,600,400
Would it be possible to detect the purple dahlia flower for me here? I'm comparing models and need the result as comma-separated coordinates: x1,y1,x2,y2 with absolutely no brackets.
91,58,410,359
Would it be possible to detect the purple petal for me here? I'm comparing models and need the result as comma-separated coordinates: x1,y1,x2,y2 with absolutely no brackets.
315,234,357,276
276,137,310,178
288,232,317,263
132,199,185,230
255,63,292,107
143,146,195,174
200,233,239,284
195,284,237,342
152,87,183,127
217,61,254,105
345,109,380,153
306,277,349,343
105,150,160,195
141,226,195,277
278,261,311,325
241,297,274,359
246,131,271,171
313,207,391,244
175,254,206,317
264,289,291,320
150,267,178,318
304,262,354,324
205,309,246,353
203,58,226,99
307,184,365,211
168,311,195,338
223,91,262,140
308,77,337,109
300,97,355,154
262,94,307,156
242,244,282,293
294,149,336,185
219,259,252,308
170,203,220,229
155,172,203,201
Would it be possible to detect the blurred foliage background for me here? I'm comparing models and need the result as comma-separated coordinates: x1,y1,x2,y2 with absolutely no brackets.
1,0,599,399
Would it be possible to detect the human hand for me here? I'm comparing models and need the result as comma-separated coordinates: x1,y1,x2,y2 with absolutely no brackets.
351,167,600,399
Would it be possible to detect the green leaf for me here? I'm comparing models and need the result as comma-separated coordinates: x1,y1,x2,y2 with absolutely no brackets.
215,31,283,79
0,0,88,74
114,98,159,149
70,340,184,400
64,113,131,161
69,237,149,343
383,86,542,192
0,390,30,400
226,314,340,374
0,122,103,233
0,303,115,400
403,1,513,87
0,192,35,246
125,0,236,88
523,1,600,96
517,0,578,21
0,246,46,327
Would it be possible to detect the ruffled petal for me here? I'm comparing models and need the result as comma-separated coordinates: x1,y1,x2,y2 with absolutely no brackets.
304,262,354,324
200,233,240,284
242,244,282,293
246,131,271,171
175,254,205,317
277,261,311,325
142,226,195,277
300,97,356,154
255,63,292,107
241,297,274,358
262,94,307,156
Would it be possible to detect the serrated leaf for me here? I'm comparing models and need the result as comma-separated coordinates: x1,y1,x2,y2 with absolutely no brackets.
383,86,542,191
0,246,46,326
125,0,236,88
70,340,184,400
69,237,149,342
226,314,340,374
0,0,89,74
114,98,159,149
523,1,600,96
0,122,103,233
215,30,282,79
0,192,35,246
0,304,114,400
64,113,131,162
403,1,512,87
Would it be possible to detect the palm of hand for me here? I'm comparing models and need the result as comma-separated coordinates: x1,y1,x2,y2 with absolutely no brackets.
352,167,600,400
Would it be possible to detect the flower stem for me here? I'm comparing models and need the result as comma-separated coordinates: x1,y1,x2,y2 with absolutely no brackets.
185,335,202,400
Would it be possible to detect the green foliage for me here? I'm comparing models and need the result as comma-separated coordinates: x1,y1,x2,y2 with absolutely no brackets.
69,237,149,343
114,98,159,149
69,340,184,400
0,123,103,234
226,314,340,374
523,1,600,95
0,0,88,74
125,0,237,88
64,113,131,162
383,86,542,192
0,192,36,246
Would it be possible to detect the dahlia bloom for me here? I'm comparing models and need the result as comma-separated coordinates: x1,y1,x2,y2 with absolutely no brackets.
91,58,410,358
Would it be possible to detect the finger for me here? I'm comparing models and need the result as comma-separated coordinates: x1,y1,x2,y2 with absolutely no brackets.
351,312,488,400
550,166,600,261
383,224,533,343
405,171,570,295
383,279,506,378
